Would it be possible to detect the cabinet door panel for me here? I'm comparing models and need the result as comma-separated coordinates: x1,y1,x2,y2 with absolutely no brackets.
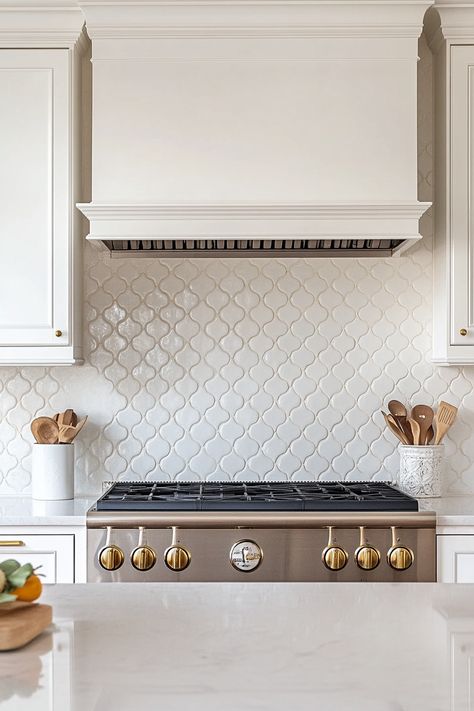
451,46,474,346
0,50,69,346
437,535,474,582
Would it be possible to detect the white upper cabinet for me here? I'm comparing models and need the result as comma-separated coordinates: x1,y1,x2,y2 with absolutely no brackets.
427,3,474,364
0,3,87,365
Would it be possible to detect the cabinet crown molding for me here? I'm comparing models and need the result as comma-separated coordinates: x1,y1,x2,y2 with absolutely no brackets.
425,2,474,49
79,0,432,39
0,2,84,47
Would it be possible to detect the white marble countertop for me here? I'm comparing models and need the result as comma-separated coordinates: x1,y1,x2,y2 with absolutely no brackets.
0,497,93,526
418,495,474,526
2,582,473,710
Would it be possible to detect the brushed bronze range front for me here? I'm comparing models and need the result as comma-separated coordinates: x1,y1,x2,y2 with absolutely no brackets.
91,517,434,582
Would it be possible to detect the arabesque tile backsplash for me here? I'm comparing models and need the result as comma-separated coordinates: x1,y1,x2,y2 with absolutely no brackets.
1,36,474,497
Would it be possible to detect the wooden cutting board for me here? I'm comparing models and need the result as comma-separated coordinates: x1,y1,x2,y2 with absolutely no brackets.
0,602,52,651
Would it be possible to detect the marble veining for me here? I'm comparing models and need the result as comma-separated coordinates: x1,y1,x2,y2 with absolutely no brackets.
1,37,474,497
3,583,473,710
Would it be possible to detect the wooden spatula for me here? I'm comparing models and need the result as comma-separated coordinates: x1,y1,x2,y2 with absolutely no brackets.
382,412,410,444
411,405,434,445
407,417,421,445
388,400,412,443
434,401,458,444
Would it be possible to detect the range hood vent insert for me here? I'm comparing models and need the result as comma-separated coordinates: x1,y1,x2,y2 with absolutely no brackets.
103,238,404,258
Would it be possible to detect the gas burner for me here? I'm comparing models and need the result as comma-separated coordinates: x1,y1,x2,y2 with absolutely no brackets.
95,481,419,512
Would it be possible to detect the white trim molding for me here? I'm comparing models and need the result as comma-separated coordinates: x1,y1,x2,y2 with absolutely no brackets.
78,201,431,241
0,2,85,48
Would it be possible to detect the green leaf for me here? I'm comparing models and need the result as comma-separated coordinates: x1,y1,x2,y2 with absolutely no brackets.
7,563,33,589
0,560,20,577
0,592,16,604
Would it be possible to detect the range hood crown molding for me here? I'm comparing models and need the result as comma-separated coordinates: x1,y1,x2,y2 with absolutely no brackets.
78,0,433,256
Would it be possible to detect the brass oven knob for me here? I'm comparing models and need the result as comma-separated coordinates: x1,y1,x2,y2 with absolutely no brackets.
131,545,156,571
164,527,191,572
164,545,191,572
322,527,348,571
355,527,380,571
99,545,124,571
387,527,414,571
131,528,156,571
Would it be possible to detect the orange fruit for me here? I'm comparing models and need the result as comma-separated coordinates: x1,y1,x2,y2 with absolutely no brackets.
11,574,42,602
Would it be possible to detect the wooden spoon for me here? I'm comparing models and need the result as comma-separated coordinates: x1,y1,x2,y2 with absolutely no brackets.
382,412,410,445
425,425,434,445
59,416,88,443
388,400,412,443
434,401,458,444
407,417,421,446
31,417,59,444
411,405,434,445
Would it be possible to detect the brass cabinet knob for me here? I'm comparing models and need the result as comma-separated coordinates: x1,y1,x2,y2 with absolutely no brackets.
355,527,380,571
164,545,191,572
55,329,62,337
460,328,468,336
131,545,156,571
322,527,348,571
99,545,124,571
387,527,414,571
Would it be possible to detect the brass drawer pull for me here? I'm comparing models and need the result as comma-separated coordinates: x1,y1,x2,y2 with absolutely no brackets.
55,329,62,337
460,328,468,336
0,540,25,547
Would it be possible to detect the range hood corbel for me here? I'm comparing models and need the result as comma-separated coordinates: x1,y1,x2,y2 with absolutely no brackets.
77,0,432,257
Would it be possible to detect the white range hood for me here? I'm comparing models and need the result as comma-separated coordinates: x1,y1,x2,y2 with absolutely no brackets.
77,0,432,257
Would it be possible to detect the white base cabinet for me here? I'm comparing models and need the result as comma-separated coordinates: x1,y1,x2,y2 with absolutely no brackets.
437,535,474,583
0,527,86,583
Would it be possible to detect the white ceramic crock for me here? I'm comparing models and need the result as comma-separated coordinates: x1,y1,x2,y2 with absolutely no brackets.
31,443,75,500
398,444,444,498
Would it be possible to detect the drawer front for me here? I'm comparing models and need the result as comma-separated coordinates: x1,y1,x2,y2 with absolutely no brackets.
0,534,74,583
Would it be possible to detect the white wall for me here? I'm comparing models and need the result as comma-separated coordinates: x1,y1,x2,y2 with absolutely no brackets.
0,35,473,497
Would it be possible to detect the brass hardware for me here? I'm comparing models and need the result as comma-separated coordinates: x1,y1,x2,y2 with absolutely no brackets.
131,545,156,571
387,527,414,571
131,527,156,571
164,545,190,572
55,329,62,337
460,328,468,336
322,526,348,571
0,540,25,547
354,527,380,571
98,527,124,571
99,545,124,571
164,527,190,572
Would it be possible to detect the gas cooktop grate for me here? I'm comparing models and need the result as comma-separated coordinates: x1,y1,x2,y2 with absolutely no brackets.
95,481,418,512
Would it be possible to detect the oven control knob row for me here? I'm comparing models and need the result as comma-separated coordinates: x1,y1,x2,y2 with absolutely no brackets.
323,527,414,573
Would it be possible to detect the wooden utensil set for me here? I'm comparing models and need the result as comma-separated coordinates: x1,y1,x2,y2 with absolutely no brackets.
382,400,457,446
30,409,87,444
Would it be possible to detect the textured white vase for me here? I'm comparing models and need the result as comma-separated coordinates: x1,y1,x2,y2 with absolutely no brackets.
31,444,74,501
398,445,444,498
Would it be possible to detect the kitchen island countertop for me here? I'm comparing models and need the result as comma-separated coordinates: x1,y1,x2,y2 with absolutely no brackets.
2,582,473,711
